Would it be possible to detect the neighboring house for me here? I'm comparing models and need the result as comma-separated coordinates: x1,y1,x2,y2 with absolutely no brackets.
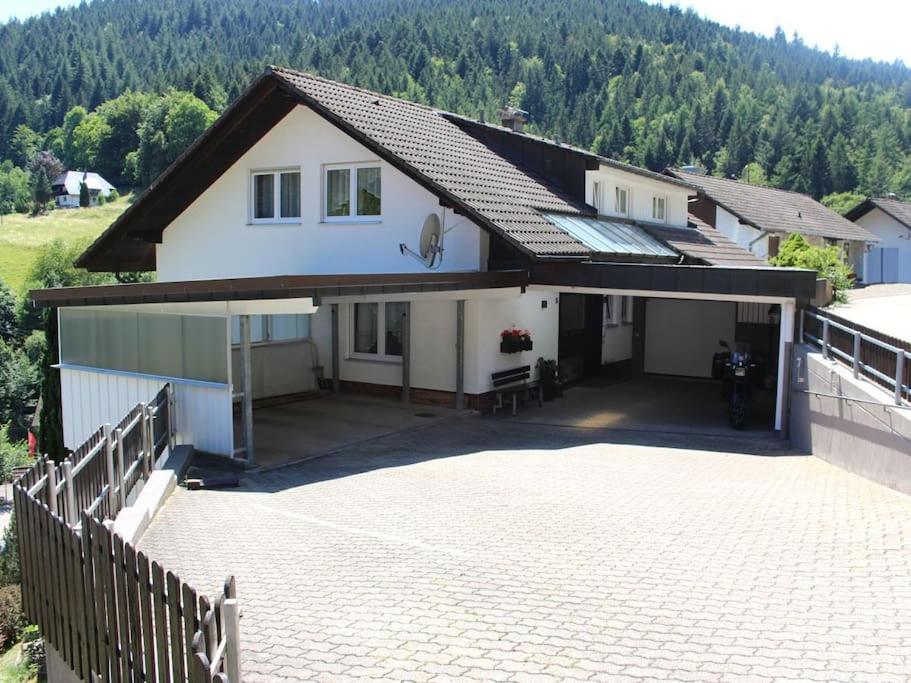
666,168,879,277
845,196,911,283
52,170,115,208
30,67,815,465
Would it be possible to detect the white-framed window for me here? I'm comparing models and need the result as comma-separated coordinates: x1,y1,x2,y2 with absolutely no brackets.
323,162,382,221
350,301,406,360
604,295,620,327
615,185,629,216
592,181,603,213
652,195,667,222
231,314,311,345
250,168,301,223
621,296,633,325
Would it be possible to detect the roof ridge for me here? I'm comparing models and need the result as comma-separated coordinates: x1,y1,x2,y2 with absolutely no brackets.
671,167,821,199
269,65,444,114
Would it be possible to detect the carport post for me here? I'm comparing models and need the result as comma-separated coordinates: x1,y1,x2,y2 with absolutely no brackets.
239,314,255,466
401,302,411,403
456,300,465,410
774,300,796,432
331,304,340,393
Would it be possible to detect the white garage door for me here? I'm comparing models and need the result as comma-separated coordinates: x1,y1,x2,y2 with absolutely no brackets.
866,247,900,284
644,299,736,378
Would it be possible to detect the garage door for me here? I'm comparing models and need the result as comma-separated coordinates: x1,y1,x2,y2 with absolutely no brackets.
644,299,736,378
866,247,900,284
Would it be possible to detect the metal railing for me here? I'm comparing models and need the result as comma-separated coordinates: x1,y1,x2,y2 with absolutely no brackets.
802,308,910,405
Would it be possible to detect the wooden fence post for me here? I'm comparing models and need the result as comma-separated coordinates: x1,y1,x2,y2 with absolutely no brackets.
140,403,152,476
45,457,58,516
104,423,116,515
115,427,126,512
63,459,76,527
223,598,242,682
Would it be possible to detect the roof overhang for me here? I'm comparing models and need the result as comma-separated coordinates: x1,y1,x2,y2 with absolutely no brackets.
845,199,911,231
29,271,529,308
530,262,816,303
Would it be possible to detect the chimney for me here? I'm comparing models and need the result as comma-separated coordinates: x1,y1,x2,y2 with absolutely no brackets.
498,106,528,132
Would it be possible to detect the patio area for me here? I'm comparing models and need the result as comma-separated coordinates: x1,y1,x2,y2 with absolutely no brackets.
139,417,911,682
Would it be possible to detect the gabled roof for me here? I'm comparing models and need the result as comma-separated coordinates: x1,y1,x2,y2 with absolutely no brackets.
844,196,911,231
53,171,114,195
667,168,878,243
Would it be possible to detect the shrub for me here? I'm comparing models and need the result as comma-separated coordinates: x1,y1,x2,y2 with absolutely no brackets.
21,624,43,666
107,188,119,201
0,585,25,651
0,513,21,587
770,233,854,303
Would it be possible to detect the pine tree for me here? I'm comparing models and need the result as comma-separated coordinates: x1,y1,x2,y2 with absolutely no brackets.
31,167,52,214
79,180,90,207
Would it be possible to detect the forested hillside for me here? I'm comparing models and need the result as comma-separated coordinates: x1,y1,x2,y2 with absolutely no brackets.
1,0,910,202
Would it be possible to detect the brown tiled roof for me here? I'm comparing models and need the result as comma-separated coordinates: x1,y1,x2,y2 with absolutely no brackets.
845,196,911,230
668,168,878,242
640,215,766,267
271,67,592,257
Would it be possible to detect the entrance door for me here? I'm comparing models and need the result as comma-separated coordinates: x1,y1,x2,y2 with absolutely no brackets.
558,293,603,383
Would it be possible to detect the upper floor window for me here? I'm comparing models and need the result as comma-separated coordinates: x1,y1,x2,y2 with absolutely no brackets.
324,163,382,221
652,195,666,222
251,169,301,223
592,181,603,213
615,186,629,216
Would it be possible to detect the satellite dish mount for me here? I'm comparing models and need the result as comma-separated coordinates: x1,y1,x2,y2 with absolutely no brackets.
400,212,444,268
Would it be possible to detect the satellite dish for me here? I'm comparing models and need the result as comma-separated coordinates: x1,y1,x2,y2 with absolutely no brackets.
419,213,441,260
400,212,443,267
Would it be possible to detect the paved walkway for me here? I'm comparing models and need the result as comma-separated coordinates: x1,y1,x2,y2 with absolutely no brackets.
833,284,911,342
139,419,911,682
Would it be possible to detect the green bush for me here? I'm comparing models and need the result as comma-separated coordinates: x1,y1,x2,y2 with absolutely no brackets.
107,188,119,201
770,233,854,303
0,513,21,588
0,585,25,652
20,624,43,666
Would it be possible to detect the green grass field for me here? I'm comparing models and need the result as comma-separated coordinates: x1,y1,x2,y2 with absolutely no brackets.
0,197,129,295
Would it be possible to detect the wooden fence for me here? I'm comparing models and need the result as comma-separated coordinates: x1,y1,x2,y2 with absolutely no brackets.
803,307,910,404
13,384,241,682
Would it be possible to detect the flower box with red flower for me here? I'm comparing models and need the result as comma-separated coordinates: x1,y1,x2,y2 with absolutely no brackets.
500,328,532,353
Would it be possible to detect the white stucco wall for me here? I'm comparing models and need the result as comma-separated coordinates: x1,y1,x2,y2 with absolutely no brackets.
643,299,736,378
714,206,770,260
602,323,633,364
310,288,559,397
156,105,486,281
855,208,911,283
586,166,691,227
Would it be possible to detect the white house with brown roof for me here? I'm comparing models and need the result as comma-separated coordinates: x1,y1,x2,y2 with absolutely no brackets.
845,197,911,283
666,168,878,277
32,67,815,467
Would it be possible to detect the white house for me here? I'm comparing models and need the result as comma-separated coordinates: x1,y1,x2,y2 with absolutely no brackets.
666,168,878,277
52,170,115,208
845,197,911,283
31,67,816,466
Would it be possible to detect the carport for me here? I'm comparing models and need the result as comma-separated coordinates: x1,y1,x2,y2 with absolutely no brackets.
531,259,816,433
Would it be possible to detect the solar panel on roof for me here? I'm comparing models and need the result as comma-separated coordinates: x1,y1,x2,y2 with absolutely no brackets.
541,214,678,257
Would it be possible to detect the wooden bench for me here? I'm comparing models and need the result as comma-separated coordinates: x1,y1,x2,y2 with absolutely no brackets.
492,365,543,416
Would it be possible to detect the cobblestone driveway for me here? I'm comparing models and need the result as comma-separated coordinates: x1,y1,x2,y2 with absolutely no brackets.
139,419,911,682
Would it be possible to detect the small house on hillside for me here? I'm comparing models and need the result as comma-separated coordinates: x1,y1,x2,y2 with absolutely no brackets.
845,196,911,284
52,170,115,208
665,168,878,279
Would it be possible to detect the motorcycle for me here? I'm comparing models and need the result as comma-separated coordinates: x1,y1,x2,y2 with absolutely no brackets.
714,340,758,430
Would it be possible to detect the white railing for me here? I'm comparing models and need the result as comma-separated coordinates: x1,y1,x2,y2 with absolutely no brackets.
802,309,910,406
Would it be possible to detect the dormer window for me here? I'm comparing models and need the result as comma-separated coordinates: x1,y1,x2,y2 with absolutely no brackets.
324,163,382,221
615,186,629,216
652,196,666,222
251,168,301,223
